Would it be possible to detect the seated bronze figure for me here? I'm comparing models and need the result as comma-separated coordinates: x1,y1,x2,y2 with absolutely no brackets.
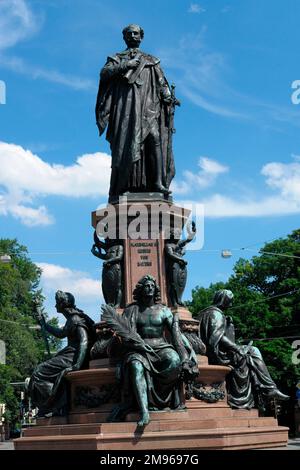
196,289,289,408
102,275,198,426
28,291,95,417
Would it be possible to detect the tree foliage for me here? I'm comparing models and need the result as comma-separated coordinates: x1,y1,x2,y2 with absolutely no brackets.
0,239,60,423
0,365,19,423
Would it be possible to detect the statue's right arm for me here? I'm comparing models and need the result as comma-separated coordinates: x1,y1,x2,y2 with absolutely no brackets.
100,57,128,81
91,244,106,260
165,245,186,264
34,308,66,338
44,323,67,339
93,231,106,249
219,335,241,354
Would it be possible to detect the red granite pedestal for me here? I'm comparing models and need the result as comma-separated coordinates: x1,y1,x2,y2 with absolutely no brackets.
92,195,200,332
14,356,288,450
13,196,289,450
92,195,192,306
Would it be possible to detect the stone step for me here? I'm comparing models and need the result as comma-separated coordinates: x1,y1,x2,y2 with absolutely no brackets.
96,426,288,451
231,408,259,417
36,406,260,426
15,425,288,451
23,415,277,438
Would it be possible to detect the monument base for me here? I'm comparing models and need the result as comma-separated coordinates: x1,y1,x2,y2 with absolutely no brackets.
13,408,288,451
14,357,288,450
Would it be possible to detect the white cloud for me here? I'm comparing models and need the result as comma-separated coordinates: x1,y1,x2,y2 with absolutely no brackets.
0,0,94,90
180,85,246,119
172,156,228,194
159,31,252,120
37,262,102,322
0,55,95,90
159,32,300,127
176,157,300,218
171,180,190,195
199,194,300,217
7,203,54,226
173,154,300,218
188,4,206,14
0,141,111,226
0,0,38,50
185,157,229,188
37,262,100,300
262,160,300,201
221,6,232,14
198,157,228,175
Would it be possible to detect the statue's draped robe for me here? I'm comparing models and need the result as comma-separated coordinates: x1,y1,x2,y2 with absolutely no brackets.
29,313,94,415
101,245,123,306
96,49,175,197
197,307,277,408
116,304,196,412
165,243,187,306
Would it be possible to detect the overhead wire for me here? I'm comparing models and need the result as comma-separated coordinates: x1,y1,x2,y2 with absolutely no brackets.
229,288,300,311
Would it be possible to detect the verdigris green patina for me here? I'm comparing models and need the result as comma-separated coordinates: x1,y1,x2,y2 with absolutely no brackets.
28,291,95,417
196,289,289,408
102,275,198,426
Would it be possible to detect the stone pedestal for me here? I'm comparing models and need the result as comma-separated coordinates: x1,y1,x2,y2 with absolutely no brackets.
14,356,289,450
13,199,289,450
124,237,167,304
92,194,192,312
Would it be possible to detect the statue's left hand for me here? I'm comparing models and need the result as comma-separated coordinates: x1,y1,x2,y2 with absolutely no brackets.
163,96,181,107
187,220,196,238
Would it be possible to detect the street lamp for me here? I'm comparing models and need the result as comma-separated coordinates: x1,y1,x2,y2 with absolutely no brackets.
221,250,232,259
0,254,11,264
28,325,41,331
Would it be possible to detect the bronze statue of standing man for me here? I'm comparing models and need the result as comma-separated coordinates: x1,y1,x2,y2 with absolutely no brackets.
96,24,179,201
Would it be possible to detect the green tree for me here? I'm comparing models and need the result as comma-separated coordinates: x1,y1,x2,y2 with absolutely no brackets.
0,365,19,424
0,239,61,423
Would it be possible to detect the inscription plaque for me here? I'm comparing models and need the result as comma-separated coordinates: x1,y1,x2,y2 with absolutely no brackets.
124,236,167,304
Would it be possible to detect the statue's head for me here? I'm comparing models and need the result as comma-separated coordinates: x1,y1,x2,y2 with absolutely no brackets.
55,290,75,314
133,275,161,303
122,24,144,48
213,289,233,310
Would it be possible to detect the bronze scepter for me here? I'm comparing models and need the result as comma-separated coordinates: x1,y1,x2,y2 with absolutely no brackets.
32,298,51,359
166,84,179,184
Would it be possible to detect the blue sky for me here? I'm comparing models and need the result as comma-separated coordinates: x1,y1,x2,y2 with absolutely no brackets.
0,0,300,322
